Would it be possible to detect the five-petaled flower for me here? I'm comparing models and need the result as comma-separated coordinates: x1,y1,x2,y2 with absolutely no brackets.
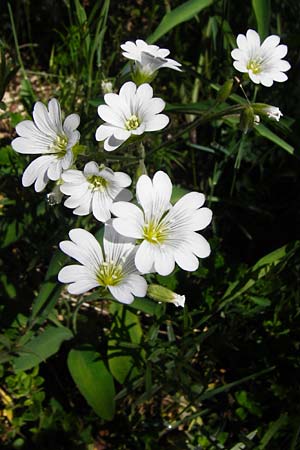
11,99,80,192
121,39,181,83
58,223,147,304
231,29,291,87
95,81,169,152
111,171,212,276
60,161,132,222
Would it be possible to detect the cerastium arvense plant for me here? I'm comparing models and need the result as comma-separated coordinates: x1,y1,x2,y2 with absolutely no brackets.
11,33,290,308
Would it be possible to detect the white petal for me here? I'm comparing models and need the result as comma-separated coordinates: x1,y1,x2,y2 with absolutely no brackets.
111,201,144,224
136,174,153,211
95,124,114,141
22,155,54,189
11,136,50,154
260,74,274,87
173,191,205,211
231,49,245,60
144,114,169,132
138,98,166,121
271,72,288,82
114,188,133,202
108,285,134,304
92,191,111,222
48,99,63,134
246,29,260,49
73,193,93,215
47,159,63,180
154,249,175,276
186,232,211,258
236,33,248,50
135,241,155,273
33,101,57,137
97,105,124,127
83,161,100,176
275,60,291,72
63,113,80,134
127,274,147,297
113,171,132,188
62,169,86,183
67,228,103,267
174,249,199,271
189,207,213,231
233,60,247,73
112,218,143,239
153,170,172,207
261,34,280,51
113,128,131,140
104,135,125,152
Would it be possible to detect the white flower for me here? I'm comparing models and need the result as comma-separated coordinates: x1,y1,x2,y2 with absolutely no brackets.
60,161,132,222
11,99,80,192
58,223,147,304
95,81,169,152
121,39,182,78
111,171,212,276
231,29,291,87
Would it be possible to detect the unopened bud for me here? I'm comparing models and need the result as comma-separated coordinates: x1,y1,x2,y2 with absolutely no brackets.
147,284,185,308
217,79,234,103
239,106,255,134
252,103,283,122
101,80,113,94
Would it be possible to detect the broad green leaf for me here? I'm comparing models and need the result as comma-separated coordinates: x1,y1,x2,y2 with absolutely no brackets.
129,297,163,316
68,348,115,420
252,0,271,39
13,325,73,371
255,123,294,155
148,0,213,44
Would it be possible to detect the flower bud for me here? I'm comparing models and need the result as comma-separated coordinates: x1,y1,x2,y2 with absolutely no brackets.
101,79,113,94
252,103,283,122
147,284,185,307
216,79,234,103
239,106,255,134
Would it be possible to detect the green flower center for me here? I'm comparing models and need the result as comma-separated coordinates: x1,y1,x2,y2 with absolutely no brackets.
50,135,68,157
97,262,124,287
247,58,263,74
87,175,108,192
125,115,140,131
143,220,168,244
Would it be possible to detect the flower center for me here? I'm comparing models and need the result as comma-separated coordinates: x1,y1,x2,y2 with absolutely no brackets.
247,58,263,74
87,175,108,192
50,135,68,157
125,115,140,131
143,220,168,244
97,262,124,287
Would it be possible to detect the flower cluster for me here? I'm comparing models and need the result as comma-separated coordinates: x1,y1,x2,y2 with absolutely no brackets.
11,31,291,308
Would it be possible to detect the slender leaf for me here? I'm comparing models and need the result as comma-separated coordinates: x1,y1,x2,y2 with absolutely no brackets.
68,348,115,420
255,123,294,155
148,0,213,44
252,0,271,39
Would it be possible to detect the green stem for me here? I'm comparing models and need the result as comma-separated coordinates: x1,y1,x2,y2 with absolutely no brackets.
7,3,35,99
148,104,245,156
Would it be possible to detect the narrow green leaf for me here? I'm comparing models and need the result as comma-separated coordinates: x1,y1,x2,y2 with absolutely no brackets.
31,250,67,319
68,349,115,420
259,413,288,448
108,304,142,383
13,325,73,371
255,123,294,155
148,0,213,44
252,0,271,40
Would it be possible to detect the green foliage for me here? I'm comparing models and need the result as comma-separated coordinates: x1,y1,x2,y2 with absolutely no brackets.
67,348,115,420
1,0,300,448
